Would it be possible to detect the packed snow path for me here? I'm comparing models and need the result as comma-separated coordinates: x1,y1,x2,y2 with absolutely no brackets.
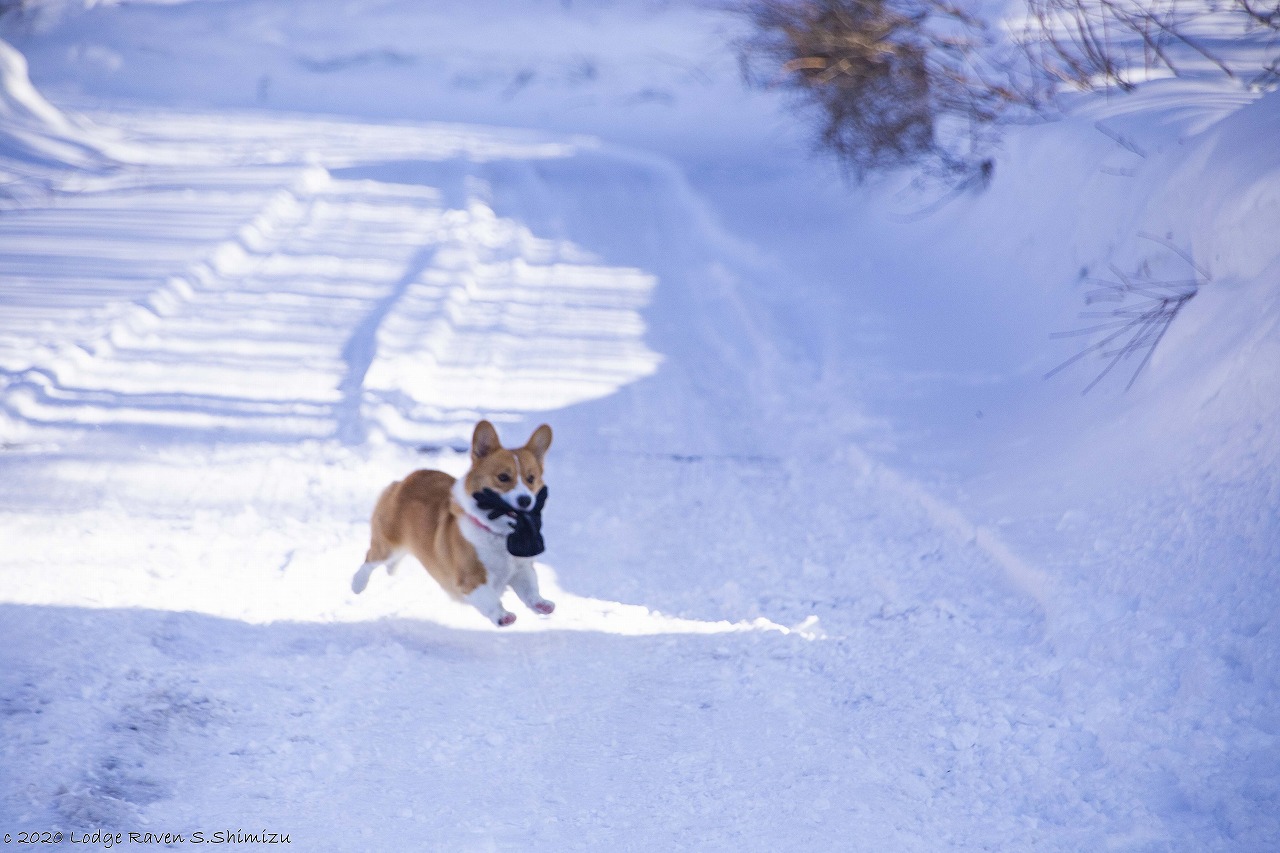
1,104,1276,850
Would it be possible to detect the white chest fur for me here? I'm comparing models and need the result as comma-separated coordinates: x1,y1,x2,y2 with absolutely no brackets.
451,477,553,625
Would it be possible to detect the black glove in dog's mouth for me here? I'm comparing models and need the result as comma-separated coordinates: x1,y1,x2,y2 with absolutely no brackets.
472,485,548,558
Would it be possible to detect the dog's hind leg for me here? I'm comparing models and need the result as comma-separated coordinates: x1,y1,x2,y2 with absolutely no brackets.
357,481,407,594
351,561,378,594
352,542,403,595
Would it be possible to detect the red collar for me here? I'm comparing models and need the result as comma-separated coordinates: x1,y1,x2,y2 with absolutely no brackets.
463,508,504,536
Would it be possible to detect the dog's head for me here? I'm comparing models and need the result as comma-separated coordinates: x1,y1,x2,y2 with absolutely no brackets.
464,420,552,511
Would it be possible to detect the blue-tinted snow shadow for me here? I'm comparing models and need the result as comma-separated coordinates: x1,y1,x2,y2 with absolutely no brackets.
0,602,814,840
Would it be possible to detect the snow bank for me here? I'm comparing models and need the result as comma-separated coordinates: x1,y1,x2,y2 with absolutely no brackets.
0,36,108,193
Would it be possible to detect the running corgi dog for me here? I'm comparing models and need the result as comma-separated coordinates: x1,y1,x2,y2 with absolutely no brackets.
352,420,555,627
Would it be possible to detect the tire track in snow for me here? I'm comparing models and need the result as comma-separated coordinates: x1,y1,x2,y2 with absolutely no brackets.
335,243,437,445
847,444,1055,615
52,682,217,830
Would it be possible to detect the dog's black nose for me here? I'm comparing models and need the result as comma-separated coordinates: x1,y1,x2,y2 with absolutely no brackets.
516,494,532,508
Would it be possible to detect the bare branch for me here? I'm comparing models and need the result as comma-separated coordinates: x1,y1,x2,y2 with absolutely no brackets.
1049,238,1209,393
1022,0,1276,92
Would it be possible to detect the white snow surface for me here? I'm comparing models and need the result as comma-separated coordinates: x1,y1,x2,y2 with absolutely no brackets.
1,0,1277,850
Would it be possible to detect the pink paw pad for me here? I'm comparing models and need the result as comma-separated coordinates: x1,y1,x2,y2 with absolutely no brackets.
533,600,555,615
497,612,517,627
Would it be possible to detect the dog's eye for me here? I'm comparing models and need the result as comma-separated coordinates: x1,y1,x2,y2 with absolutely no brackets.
525,475,535,484
497,473,511,483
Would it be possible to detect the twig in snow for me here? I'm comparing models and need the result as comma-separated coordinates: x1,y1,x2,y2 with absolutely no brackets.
1047,240,1210,393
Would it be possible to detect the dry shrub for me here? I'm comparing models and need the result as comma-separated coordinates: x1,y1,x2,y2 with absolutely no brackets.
738,0,1044,179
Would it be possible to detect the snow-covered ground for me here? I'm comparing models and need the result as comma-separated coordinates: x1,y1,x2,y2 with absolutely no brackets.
1,0,1277,849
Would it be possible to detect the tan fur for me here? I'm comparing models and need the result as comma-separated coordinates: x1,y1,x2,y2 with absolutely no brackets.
362,420,552,602
365,470,488,597
462,422,551,508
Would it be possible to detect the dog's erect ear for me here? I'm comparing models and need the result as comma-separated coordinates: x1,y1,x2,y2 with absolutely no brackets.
472,420,503,459
524,424,553,463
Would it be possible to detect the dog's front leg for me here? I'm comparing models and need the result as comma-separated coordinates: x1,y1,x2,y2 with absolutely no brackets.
510,559,555,615
462,547,517,627
465,581,516,627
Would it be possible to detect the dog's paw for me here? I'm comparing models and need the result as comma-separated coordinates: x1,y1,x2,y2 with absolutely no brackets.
497,612,517,627
351,563,375,595
533,600,555,615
